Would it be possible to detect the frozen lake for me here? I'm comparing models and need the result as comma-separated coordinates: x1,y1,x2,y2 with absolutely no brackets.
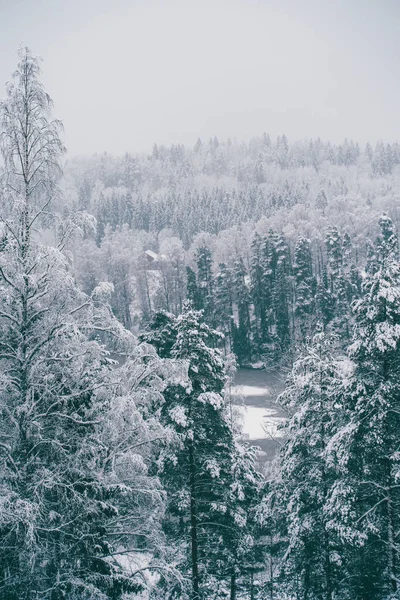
232,368,286,458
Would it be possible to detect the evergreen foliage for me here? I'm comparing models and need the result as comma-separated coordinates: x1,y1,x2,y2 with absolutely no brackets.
146,304,263,599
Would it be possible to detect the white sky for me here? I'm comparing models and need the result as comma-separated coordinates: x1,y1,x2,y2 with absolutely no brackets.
0,0,399,156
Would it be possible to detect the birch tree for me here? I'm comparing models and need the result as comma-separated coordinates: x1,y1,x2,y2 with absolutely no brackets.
0,48,172,600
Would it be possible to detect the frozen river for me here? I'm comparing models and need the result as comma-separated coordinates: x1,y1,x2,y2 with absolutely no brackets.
232,368,287,458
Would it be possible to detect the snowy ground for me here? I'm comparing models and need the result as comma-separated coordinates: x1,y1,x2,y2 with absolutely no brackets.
236,385,270,398
232,368,286,457
237,406,286,440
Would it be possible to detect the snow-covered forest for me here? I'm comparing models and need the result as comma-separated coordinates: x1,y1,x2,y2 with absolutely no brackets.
2,46,400,600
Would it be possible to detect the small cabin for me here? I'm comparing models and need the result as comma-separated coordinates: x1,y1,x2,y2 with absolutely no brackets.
144,249,158,264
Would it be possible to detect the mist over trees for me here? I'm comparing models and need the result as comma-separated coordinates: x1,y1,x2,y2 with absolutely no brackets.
2,48,400,600
63,128,400,362
64,132,399,247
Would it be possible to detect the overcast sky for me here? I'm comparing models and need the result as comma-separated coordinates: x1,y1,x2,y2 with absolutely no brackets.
0,0,399,156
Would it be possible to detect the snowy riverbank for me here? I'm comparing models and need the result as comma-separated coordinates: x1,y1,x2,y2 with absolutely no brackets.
232,368,286,457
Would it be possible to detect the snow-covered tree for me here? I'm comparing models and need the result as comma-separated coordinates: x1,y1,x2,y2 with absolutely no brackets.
328,214,400,599
294,237,316,342
214,262,234,349
0,48,172,600
186,265,202,309
147,304,262,599
232,259,252,364
275,332,345,600
250,233,268,353
195,246,214,321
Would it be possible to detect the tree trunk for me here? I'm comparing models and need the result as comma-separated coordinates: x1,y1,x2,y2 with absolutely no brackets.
269,534,274,599
387,482,397,593
323,524,332,600
189,441,200,600
230,572,236,600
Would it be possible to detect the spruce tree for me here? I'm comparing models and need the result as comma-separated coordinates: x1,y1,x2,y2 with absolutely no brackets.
232,259,252,364
315,268,335,329
273,264,291,357
275,332,344,600
294,236,316,342
325,227,358,342
152,304,261,599
195,246,214,320
214,262,234,350
139,309,178,358
325,226,343,284
156,303,230,598
250,233,268,353
186,265,203,310
328,214,400,599
261,230,292,360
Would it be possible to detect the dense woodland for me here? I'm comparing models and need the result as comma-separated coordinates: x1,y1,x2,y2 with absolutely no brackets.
1,48,400,600
65,113,400,367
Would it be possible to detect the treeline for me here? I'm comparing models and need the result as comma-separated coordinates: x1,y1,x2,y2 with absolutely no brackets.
65,124,400,346
74,218,365,367
183,224,364,365
64,130,400,247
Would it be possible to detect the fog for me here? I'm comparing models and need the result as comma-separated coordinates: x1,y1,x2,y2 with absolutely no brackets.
1,0,399,155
